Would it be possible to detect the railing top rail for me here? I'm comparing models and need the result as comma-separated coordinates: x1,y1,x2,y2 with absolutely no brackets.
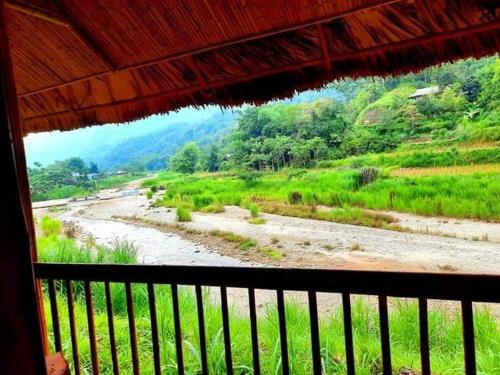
34,262,500,303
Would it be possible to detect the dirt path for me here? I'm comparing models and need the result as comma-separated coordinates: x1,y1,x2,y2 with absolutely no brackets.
68,194,500,274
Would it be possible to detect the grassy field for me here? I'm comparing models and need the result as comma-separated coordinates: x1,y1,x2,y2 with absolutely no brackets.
391,164,500,177
144,166,499,222
37,218,500,374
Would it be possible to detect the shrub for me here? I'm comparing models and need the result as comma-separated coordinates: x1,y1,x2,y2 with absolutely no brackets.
193,194,214,210
40,215,62,236
288,191,303,204
146,191,153,199
150,185,158,193
249,203,260,218
176,207,192,222
237,171,261,187
259,247,282,261
353,167,379,189
239,239,257,250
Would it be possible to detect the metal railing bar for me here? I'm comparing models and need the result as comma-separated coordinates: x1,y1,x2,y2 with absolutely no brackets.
195,285,209,375
171,284,185,375
47,279,62,353
342,293,355,375
147,283,161,375
104,282,120,375
34,263,500,303
125,283,140,375
84,281,100,375
276,289,290,375
65,280,81,375
461,300,477,375
248,288,261,375
418,298,431,375
308,291,322,375
378,295,392,375
220,286,233,375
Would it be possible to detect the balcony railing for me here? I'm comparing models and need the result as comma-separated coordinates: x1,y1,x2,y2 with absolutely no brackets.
34,263,500,375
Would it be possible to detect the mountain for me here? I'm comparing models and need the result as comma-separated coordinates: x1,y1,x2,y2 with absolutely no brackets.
24,87,338,170
95,110,238,171
24,105,224,167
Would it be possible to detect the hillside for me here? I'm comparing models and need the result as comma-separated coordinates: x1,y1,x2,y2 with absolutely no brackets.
95,111,238,171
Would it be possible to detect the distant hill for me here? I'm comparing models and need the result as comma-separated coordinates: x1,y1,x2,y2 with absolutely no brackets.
95,110,238,171
24,106,224,167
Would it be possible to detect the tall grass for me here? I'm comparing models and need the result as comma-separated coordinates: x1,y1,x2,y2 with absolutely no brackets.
38,225,500,374
40,215,62,236
43,285,500,374
148,169,499,221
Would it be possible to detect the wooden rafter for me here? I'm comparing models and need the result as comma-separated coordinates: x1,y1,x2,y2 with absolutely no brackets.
18,0,404,98
5,1,69,27
55,0,118,71
22,19,500,124
316,23,332,74
6,0,117,71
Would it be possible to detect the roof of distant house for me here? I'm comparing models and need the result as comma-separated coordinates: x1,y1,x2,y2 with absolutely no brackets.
409,86,442,99
4,0,499,134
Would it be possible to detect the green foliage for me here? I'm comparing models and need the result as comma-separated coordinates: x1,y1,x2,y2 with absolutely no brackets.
40,215,62,236
193,194,214,210
39,229,500,374
151,168,499,221
28,157,144,202
237,171,261,187
249,217,266,225
146,191,153,199
239,239,257,250
249,203,260,218
169,142,205,174
176,207,192,222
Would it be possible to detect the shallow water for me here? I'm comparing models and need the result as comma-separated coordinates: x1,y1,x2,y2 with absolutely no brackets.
61,211,248,267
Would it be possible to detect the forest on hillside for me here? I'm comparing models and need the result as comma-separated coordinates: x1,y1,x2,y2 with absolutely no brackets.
168,57,499,174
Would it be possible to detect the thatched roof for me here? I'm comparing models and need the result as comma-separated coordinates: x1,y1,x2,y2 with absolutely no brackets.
4,0,500,134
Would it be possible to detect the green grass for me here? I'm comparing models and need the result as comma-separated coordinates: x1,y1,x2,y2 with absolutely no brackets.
148,168,500,222
259,247,282,261
249,217,266,225
176,207,192,222
37,226,500,374
248,203,260,218
40,215,62,236
317,147,500,169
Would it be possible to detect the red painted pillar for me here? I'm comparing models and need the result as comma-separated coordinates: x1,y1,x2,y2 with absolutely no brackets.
0,1,47,373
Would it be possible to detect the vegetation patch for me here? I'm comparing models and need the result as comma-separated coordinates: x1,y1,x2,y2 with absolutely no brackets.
391,163,500,177
259,247,282,261
176,207,192,222
249,217,266,225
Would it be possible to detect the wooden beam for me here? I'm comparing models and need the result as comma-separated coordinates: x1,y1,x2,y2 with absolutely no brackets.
6,0,117,70
21,18,500,125
5,0,70,27
0,1,47,373
316,23,332,74
56,0,118,71
18,0,404,98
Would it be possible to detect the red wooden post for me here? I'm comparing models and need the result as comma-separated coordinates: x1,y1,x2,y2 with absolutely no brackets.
0,1,47,373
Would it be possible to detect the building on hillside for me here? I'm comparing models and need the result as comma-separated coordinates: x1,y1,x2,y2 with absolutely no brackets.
408,86,442,100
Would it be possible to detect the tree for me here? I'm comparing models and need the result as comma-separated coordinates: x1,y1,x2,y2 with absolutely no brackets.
207,144,220,172
169,142,204,174
89,162,99,174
